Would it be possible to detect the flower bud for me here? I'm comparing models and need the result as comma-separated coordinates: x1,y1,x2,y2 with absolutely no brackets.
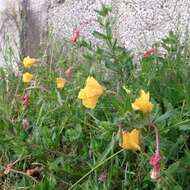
70,30,79,43
22,95,29,106
65,66,73,80
4,164,13,175
23,119,30,130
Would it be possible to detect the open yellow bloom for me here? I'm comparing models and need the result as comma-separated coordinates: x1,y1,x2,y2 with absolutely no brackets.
23,56,36,68
120,129,141,151
22,72,33,83
132,90,153,113
78,77,104,109
56,78,66,89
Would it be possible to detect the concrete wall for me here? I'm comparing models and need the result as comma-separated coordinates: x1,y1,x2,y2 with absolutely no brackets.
0,0,21,67
0,0,190,65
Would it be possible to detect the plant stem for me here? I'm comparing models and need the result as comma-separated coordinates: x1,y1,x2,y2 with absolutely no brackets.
68,149,124,190
0,165,38,183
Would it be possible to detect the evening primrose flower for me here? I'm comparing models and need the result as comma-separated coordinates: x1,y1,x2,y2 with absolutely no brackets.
23,56,36,68
56,78,66,89
78,77,104,109
22,72,33,83
132,90,153,113
120,129,141,151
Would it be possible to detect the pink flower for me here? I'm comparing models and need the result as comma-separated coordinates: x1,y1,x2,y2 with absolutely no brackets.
148,124,161,181
70,30,79,43
16,95,30,106
149,151,161,180
65,66,73,80
22,95,29,106
70,17,95,43
23,119,30,130
143,48,158,57
4,164,13,175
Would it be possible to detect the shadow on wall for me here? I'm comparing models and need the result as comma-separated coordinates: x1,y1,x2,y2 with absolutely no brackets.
23,0,49,57
0,0,20,66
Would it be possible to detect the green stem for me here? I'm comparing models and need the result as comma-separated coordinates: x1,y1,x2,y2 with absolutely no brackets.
68,149,124,190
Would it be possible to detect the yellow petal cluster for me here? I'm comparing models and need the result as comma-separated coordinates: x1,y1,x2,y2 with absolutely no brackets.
132,90,153,113
22,72,33,83
78,77,104,109
56,78,66,89
120,129,141,151
23,56,36,68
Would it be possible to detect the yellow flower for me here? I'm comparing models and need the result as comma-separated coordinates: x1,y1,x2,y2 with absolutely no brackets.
120,129,141,151
56,78,66,89
78,77,104,109
23,56,36,68
22,72,33,83
132,90,153,113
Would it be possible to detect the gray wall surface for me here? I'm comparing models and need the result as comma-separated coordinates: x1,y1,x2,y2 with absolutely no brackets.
0,0,190,65
0,0,21,67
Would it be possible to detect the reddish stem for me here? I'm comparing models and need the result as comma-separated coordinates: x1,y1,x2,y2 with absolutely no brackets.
149,124,160,153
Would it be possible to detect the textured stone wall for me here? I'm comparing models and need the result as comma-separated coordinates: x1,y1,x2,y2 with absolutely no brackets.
48,0,111,42
0,0,21,67
114,0,190,55
0,0,190,65
24,0,49,56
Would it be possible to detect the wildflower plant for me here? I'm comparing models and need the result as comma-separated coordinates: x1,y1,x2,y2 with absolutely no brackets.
0,4,190,190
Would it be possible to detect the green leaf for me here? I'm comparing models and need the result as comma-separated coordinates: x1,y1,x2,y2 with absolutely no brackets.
65,124,82,141
95,4,111,17
93,31,108,40
154,111,173,123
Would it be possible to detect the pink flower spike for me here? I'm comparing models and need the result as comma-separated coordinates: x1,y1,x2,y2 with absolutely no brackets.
148,124,161,181
4,164,13,175
149,152,161,166
70,30,79,43
149,151,161,181
65,66,73,80
23,119,30,130
143,48,158,57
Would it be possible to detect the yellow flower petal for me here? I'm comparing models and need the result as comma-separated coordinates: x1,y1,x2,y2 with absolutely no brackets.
78,89,86,99
23,56,36,68
82,97,98,109
22,72,33,83
86,77,104,96
120,129,141,151
56,78,66,89
140,90,149,102
78,77,104,109
132,90,153,113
